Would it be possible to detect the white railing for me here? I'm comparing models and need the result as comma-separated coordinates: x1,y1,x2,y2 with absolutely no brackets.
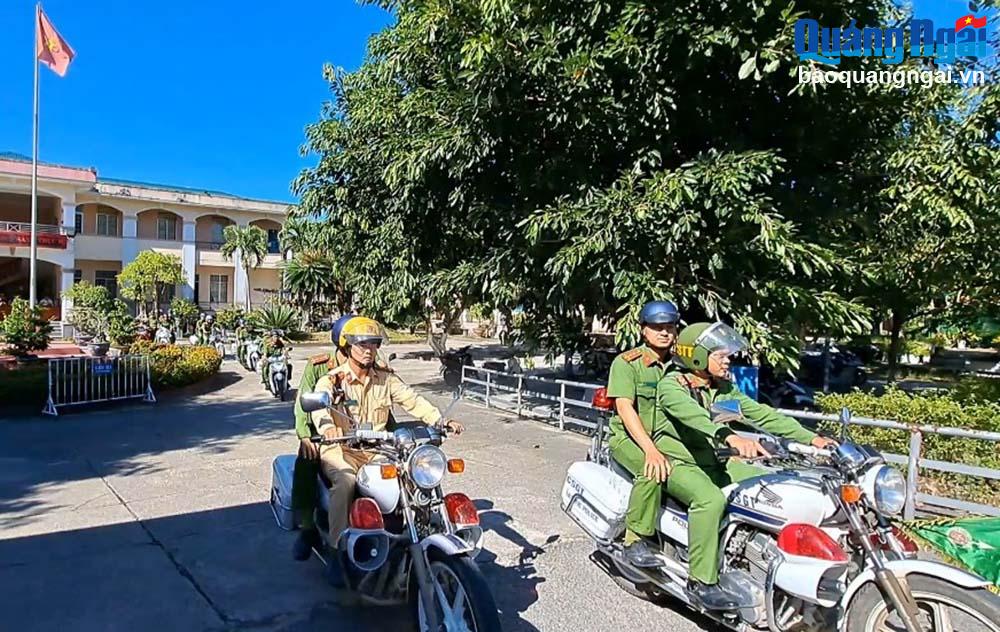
43,355,156,416
1,221,66,235
460,365,1000,520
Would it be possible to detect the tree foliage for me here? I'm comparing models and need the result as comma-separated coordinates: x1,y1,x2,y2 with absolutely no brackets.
1,297,51,356
221,225,268,310
117,252,187,318
294,0,996,366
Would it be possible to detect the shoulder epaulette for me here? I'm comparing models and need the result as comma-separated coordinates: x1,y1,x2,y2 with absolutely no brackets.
620,348,643,362
310,353,331,365
374,363,396,374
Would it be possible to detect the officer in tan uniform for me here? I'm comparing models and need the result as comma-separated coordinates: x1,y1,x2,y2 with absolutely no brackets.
309,316,463,586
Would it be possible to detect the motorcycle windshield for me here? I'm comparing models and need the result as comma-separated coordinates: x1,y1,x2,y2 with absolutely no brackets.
694,323,750,355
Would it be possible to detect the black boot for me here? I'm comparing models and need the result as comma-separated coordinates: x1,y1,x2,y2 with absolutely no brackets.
687,579,739,611
622,539,663,568
292,528,320,561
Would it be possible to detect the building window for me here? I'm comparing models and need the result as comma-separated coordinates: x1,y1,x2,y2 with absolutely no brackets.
96,213,118,236
94,270,118,299
211,222,226,245
209,274,228,303
73,270,82,285
267,228,280,254
157,215,177,240
74,212,83,235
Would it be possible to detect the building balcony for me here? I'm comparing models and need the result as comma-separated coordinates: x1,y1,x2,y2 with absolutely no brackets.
74,233,123,260
0,222,69,249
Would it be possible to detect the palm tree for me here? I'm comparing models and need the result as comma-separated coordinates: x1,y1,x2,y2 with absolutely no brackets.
221,225,268,310
282,251,352,322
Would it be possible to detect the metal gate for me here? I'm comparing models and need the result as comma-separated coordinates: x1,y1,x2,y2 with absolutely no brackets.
42,354,156,416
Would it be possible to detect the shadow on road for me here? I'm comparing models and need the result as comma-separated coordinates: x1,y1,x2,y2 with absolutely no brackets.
0,501,406,632
474,498,552,632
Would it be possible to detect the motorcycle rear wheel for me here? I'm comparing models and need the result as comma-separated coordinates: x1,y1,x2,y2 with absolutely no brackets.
414,552,501,632
591,549,673,606
846,575,1000,632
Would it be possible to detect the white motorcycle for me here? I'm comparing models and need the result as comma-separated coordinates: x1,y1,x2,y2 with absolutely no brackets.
245,339,262,372
294,391,501,632
209,329,227,359
154,324,174,345
562,394,1000,632
265,352,290,400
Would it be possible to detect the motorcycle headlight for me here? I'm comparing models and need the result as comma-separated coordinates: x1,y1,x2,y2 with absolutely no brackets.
409,445,446,489
873,466,906,515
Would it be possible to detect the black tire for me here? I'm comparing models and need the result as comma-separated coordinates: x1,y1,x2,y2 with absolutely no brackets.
590,550,673,606
411,552,501,632
846,574,1000,632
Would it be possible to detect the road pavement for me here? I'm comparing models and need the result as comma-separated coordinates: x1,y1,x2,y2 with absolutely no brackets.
0,343,716,632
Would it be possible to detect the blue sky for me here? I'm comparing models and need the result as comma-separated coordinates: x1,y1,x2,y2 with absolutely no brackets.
0,0,989,203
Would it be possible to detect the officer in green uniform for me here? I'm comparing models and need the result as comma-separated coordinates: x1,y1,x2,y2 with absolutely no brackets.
291,314,391,560
260,330,289,386
607,300,681,568
234,319,248,364
658,322,838,610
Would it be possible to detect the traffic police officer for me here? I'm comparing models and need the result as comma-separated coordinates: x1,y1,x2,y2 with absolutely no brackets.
606,300,681,568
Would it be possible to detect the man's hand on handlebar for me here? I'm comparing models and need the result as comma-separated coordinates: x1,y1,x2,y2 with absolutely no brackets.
322,426,344,441
443,419,464,435
724,434,772,459
299,437,320,460
811,435,838,449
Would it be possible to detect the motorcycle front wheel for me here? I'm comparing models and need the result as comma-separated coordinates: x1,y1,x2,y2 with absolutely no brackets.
846,575,1000,632
443,367,462,387
414,553,501,632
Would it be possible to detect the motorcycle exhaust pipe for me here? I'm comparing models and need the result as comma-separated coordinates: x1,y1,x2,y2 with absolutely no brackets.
345,531,390,573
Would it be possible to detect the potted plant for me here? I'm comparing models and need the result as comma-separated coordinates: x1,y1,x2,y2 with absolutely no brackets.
0,297,52,361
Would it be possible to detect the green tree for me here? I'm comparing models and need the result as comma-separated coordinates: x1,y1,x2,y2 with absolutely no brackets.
221,225,268,310
282,252,352,323
1,297,51,356
857,71,1000,379
293,0,912,363
117,252,186,318
168,297,199,334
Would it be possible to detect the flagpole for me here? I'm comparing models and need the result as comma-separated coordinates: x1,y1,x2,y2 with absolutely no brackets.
29,2,40,309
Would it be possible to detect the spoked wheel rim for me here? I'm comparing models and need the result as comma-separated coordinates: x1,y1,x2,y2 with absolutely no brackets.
417,560,478,632
865,591,1000,632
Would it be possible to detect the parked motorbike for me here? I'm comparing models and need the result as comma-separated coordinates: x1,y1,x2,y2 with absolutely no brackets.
265,351,290,400
295,391,501,632
758,366,817,411
154,324,174,346
440,346,474,387
562,392,1000,632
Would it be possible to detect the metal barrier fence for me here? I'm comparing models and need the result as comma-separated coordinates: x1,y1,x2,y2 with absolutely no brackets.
42,355,156,416
460,365,1000,519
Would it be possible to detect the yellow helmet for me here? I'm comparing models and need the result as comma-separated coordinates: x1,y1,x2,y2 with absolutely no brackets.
339,316,386,348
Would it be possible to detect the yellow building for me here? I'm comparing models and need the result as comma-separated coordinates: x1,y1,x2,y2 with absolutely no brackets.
0,151,289,331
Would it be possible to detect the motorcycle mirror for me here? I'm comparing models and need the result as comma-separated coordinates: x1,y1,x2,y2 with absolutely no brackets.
839,406,852,442
299,391,332,413
388,353,397,362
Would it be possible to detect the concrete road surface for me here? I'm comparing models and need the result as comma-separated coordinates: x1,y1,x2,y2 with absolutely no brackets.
0,343,715,632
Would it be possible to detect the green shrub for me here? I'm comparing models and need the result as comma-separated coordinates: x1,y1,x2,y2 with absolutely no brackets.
1,298,51,356
129,342,221,388
817,387,1000,506
0,365,48,408
169,297,199,333
249,300,301,336
215,306,245,332
904,339,932,359
952,377,1000,405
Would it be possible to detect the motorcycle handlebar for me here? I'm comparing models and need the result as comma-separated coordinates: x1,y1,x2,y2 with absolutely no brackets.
309,430,396,445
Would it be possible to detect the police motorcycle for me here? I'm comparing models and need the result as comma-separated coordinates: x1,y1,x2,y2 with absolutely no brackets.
154,322,174,345
562,394,1000,632
263,332,291,400
295,390,501,632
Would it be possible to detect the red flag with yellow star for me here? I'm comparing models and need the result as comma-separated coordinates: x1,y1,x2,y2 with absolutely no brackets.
36,7,75,77
955,14,988,32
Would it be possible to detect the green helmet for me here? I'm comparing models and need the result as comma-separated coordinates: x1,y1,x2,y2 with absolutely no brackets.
674,322,750,371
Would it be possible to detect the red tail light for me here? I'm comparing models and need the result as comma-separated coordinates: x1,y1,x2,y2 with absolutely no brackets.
777,524,848,562
349,498,385,530
444,492,479,527
592,387,613,411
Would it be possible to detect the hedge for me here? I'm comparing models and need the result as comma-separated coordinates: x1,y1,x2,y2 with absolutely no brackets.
0,365,49,410
129,340,222,388
817,387,1000,507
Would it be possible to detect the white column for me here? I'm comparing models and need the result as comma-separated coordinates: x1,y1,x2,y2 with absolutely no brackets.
233,248,247,309
122,213,139,267
181,220,196,301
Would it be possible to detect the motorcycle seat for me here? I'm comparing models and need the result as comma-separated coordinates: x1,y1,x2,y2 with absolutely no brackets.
609,458,687,515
